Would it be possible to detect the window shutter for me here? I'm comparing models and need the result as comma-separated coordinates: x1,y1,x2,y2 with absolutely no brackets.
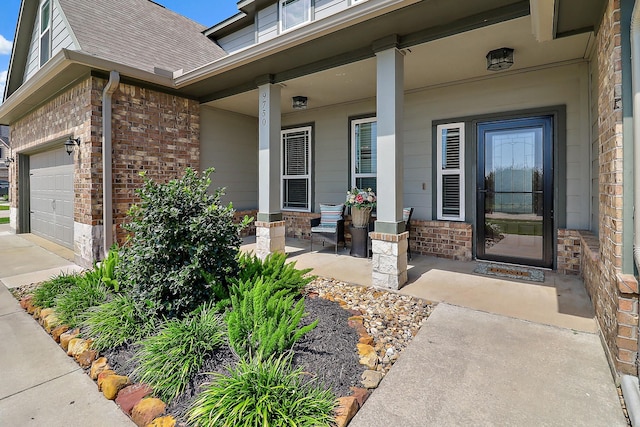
281,127,312,211
436,123,465,221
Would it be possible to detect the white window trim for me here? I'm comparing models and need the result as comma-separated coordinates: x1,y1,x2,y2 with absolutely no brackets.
39,0,51,67
281,126,312,212
279,0,313,34
351,116,377,190
436,122,465,221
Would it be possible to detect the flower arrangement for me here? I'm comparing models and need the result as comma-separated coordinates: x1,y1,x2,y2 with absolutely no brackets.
345,187,376,209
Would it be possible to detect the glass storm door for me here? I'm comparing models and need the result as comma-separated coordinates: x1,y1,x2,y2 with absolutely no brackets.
477,117,553,268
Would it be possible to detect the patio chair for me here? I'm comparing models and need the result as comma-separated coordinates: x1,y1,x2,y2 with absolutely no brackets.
403,207,414,260
310,203,346,254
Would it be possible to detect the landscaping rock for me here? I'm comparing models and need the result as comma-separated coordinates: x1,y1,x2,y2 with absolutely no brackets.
146,415,176,427
19,295,33,311
361,369,384,389
97,370,117,391
76,349,98,368
101,375,131,400
357,343,378,369
59,328,81,351
116,383,153,415
32,307,41,319
42,313,60,333
131,398,166,427
349,386,370,408
90,357,110,380
67,338,92,357
51,324,70,342
335,396,359,427
39,308,55,322
358,335,374,346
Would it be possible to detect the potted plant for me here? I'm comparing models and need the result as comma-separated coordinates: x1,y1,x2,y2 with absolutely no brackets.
346,187,376,228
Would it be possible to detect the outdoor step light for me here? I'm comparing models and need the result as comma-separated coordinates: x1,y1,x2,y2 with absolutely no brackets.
64,137,81,155
486,47,514,71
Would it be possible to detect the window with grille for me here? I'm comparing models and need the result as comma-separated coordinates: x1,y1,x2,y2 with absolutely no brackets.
436,123,465,221
280,0,311,32
282,126,312,211
39,0,51,67
351,117,377,194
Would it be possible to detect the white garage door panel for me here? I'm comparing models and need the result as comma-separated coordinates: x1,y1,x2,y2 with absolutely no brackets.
30,148,74,249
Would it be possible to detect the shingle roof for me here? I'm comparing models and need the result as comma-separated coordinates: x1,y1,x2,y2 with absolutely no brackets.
58,0,228,75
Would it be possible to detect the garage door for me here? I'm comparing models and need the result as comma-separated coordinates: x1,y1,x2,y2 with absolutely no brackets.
30,148,74,248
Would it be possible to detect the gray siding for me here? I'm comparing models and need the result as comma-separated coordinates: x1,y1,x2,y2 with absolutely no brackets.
200,107,259,210
257,4,278,43
24,0,77,82
315,0,348,20
218,24,255,53
51,0,75,56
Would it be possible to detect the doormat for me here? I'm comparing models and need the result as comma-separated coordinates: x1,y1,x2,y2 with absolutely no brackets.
474,262,545,282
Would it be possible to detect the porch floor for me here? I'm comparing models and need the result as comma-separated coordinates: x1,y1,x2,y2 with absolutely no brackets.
240,236,595,333
242,237,627,425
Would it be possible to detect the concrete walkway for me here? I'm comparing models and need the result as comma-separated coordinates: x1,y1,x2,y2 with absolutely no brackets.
0,225,133,426
241,237,628,426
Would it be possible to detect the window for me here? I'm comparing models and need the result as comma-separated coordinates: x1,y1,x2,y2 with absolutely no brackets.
282,126,312,211
280,0,311,32
39,0,51,67
351,117,377,193
436,123,465,221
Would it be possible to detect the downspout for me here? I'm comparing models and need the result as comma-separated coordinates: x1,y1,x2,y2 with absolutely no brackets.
632,3,640,271
102,71,120,258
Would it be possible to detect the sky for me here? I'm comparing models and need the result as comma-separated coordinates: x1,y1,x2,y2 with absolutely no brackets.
0,0,240,103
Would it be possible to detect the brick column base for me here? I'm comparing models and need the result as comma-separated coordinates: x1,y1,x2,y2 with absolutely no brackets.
370,231,408,290
255,221,286,260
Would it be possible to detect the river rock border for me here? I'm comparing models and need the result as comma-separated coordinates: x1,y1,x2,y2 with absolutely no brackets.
16,277,434,427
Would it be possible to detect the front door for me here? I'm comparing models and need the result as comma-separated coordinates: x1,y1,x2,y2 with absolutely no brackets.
477,117,553,268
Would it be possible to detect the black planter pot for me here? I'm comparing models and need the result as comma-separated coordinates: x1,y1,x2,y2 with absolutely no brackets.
350,226,369,258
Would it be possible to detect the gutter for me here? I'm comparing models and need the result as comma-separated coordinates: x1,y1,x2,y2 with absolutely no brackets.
102,71,120,258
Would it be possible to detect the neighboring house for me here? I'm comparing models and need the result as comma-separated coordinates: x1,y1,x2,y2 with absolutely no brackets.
0,126,9,183
0,0,637,378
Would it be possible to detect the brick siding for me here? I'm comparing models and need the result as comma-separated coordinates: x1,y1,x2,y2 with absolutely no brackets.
410,220,472,261
557,229,582,275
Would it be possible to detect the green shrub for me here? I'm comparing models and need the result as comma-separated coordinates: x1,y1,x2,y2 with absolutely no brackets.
134,303,226,402
226,277,318,359
54,276,108,327
187,354,336,427
118,168,251,319
237,252,314,295
82,295,157,351
32,273,82,308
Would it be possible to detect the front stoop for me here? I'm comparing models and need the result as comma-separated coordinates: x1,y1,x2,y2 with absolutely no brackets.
370,231,408,290
255,220,285,259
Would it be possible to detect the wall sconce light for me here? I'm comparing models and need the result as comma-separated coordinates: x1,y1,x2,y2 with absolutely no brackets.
5,156,14,163
292,96,308,110
486,47,514,71
64,137,81,155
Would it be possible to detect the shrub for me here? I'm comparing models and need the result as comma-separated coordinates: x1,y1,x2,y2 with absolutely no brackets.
236,252,314,295
54,275,108,327
82,294,158,351
187,354,336,427
32,273,82,308
226,277,318,359
134,303,227,402
118,168,251,319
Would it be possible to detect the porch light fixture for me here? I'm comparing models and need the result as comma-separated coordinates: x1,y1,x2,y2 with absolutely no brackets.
292,96,308,110
486,47,514,71
4,156,14,163
64,137,81,155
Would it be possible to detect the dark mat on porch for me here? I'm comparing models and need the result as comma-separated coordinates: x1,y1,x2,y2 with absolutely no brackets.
473,262,545,282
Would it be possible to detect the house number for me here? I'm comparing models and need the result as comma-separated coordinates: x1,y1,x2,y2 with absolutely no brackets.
261,92,267,127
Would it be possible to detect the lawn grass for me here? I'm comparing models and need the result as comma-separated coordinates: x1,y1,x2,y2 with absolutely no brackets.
0,205,9,211
0,217,8,224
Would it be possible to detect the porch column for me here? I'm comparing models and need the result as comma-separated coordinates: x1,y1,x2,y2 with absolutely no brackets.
371,36,408,290
255,77,285,259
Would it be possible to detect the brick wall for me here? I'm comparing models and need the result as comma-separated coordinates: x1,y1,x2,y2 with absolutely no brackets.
557,229,582,275
593,0,639,375
410,220,472,261
92,79,201,243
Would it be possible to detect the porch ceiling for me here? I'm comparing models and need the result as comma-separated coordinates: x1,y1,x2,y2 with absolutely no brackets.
206,16,592,117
